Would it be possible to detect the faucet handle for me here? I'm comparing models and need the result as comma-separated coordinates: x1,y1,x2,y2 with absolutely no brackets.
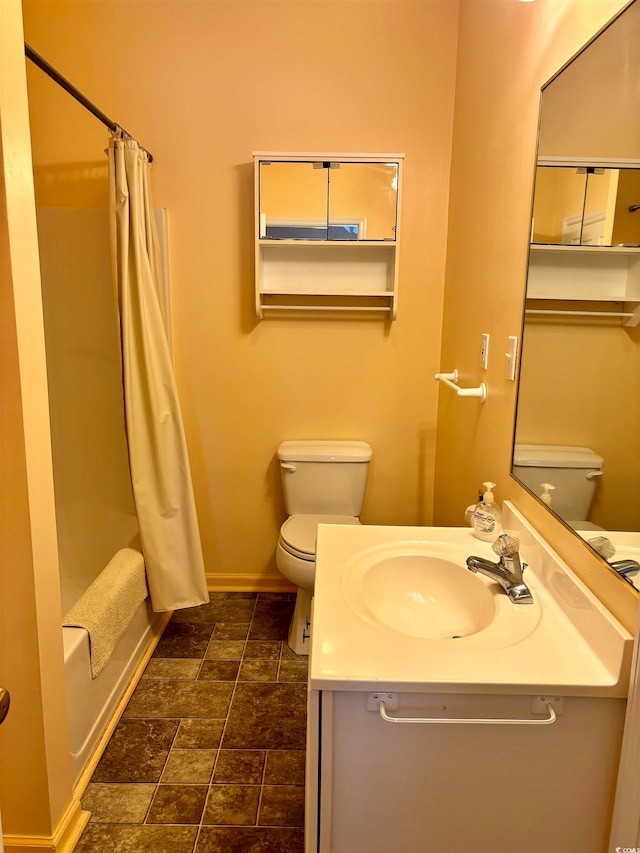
492,533,520,558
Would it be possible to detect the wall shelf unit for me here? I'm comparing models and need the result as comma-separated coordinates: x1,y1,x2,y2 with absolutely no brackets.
254,152,403,320
526,244,640,326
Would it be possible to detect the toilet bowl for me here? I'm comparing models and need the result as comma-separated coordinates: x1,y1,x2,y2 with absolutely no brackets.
275,440,373,655
277,514,360,653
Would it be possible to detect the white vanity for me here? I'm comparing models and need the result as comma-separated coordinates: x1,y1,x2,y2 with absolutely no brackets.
305,503,632,853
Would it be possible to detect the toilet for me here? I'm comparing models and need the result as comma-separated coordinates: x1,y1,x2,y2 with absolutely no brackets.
513,444,604,529
276,440,373,655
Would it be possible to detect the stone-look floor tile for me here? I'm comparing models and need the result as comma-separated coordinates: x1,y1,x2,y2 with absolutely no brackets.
243,641,281,660
202,784,260,826
146,784,208,824
278,660,308,682
92,719,179,783
152,622,214,658
161,749,217,783
213,623,249,640
197,660,240,681
142,659,200,680
280,643,303,661
225,591,257,599
75,824,197,853
213,750,265,784
172,599,255,623
248,600,295,641
264,750,305,786
123,679,233,719
82,783,156,823
195,826,304,852
258,785,305,827
205,640,246,660
239,660,278,682
174,718,225,749
222,683,306,750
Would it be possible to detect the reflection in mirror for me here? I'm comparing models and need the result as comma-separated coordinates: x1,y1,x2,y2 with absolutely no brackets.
329,163,398,241
258,160,398,241
259,161,329,240
512,0,640,593
532,164,640,246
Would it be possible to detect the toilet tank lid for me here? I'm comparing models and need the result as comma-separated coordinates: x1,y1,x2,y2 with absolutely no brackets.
513,444,604,469
277,440,373,462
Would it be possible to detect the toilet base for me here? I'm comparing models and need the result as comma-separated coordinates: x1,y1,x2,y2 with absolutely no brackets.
288,588,313,656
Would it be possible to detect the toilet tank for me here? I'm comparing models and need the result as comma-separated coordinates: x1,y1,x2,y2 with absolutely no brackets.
277,440,373,516
513,444,604,522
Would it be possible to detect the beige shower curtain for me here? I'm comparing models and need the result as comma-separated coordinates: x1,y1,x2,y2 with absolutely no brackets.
108,131,209,612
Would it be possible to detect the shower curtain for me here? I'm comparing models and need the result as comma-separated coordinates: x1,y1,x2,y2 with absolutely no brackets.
108,131,209,612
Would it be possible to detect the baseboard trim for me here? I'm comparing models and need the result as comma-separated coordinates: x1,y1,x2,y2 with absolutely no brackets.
4,797,90,853
207,572,297,593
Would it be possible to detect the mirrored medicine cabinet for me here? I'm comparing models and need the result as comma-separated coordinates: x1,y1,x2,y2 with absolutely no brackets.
512,0,640,596
254,153,403,319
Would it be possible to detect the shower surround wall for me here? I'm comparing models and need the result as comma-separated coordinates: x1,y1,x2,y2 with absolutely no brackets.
37,206,169,786
37,206,139,614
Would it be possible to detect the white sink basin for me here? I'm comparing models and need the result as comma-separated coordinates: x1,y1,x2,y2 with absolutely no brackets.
341,542,497,639
311,503,633,695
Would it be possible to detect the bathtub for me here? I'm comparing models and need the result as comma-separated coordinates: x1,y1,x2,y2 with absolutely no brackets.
63,596,164,788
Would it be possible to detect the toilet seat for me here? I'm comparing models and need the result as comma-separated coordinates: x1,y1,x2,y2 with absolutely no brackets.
279,514,359,560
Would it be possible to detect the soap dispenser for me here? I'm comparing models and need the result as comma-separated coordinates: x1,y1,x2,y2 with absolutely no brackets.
540,483,556,507
473,482,501,542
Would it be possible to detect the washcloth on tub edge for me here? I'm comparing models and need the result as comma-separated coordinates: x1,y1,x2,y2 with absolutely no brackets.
62,548,148,678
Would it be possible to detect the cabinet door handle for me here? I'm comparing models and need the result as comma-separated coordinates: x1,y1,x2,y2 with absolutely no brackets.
378,699,557,726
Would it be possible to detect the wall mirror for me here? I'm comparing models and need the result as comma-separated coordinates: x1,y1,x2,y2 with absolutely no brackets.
512,0,640,591
258,160,399,241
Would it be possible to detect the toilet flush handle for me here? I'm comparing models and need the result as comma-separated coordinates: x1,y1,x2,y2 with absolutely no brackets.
586,470,604,481
281,463,297,473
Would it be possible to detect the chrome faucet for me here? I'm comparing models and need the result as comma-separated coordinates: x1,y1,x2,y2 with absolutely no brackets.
610,559,640,582
588,537,640,584
466,534,533,605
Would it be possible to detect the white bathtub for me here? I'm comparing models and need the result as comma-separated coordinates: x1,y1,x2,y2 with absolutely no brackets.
63,597,164,788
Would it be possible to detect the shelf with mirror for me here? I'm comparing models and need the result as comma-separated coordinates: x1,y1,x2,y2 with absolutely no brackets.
254,153,403,319
527,157,640,325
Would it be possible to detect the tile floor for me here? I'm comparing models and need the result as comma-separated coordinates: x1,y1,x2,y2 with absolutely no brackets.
74,592,307,853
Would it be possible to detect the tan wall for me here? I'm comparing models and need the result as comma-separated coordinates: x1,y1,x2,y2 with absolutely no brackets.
435,0,637,632
0,0,81,845
23,0,460,589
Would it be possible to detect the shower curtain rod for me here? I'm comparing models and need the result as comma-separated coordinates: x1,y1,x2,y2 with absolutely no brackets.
24,43,153,163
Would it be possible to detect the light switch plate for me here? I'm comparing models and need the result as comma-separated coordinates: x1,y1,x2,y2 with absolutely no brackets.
505,335,518,381
481,333,490,369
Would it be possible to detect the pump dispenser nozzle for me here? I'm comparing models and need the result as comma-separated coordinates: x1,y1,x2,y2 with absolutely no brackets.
540,483,555,507
482,481,496,503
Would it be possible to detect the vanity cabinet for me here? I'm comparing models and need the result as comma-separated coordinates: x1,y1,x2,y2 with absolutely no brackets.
306,504,632,853
307,689,625,853
254,153,403,319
